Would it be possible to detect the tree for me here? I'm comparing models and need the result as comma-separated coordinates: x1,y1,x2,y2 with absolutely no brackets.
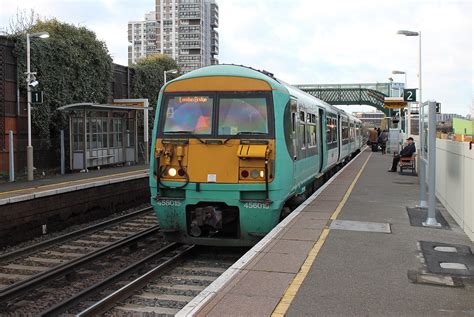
131,54,179,132
12,18,113,147
132,54,178,108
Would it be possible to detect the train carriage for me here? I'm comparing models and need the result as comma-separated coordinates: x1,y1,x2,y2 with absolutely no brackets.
150,65,362,246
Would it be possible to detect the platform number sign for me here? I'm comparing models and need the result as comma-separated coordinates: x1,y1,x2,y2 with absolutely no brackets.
31,91,43,104
403,89,417,102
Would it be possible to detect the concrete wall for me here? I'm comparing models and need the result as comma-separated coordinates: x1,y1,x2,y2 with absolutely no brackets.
434,139,473,241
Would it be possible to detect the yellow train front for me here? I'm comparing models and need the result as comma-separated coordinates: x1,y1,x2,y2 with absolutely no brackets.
150,65,363,246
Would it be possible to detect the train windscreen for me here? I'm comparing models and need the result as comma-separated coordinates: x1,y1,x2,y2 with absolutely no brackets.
162,96,214,135
218,96,268,135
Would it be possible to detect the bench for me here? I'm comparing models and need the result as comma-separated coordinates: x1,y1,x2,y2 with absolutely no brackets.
399,154,416,175
88,154,114,160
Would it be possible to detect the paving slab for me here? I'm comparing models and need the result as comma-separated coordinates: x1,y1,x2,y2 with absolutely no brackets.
206,293,280,317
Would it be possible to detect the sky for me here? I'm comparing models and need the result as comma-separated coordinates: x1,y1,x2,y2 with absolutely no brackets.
1,0,472,115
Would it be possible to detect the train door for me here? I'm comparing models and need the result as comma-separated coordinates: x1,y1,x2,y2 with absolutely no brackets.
290,99,298,161
337,115,341,161
318,108,325,173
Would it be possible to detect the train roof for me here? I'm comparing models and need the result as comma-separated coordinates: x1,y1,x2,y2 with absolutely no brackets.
169,64,360,123
168,64,283,89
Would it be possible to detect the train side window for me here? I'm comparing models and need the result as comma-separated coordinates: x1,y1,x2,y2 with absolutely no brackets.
298,111,306,149
290,99,297,133
300,124,306,148
308,123,317,147
291,113,296,133
326,117,331,144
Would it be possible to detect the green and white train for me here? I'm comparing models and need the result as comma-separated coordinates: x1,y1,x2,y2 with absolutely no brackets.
150,65,363,246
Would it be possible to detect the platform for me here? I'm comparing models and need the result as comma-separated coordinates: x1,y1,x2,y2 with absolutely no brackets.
179,149,474,316
0,165,150,247
0,165,148,205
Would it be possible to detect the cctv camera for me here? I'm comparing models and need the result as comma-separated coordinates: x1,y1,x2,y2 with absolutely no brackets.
29,80,39,87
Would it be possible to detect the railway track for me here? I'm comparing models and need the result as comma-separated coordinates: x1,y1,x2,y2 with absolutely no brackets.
44,245,243,316
0,206,159,305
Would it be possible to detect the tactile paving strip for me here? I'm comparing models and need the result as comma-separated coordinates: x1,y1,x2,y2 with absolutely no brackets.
420,241,474,277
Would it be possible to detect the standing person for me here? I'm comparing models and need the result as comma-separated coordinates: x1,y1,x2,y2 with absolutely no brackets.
378,129,388,154
377,127,381,137
369,127,378,152
388,137,416,172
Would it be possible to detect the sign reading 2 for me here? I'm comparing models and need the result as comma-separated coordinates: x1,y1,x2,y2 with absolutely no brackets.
403,89,417,102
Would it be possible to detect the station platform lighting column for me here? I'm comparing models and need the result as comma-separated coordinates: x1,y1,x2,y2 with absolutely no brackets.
397,29,427,208
26,31,50,181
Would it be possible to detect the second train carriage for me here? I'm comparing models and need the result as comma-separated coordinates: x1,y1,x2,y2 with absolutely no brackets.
150,65,363,246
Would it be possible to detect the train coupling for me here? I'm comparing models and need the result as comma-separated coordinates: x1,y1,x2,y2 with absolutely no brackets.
189,206,222,237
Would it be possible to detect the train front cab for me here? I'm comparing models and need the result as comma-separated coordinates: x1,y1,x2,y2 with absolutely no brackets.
150,74,290,246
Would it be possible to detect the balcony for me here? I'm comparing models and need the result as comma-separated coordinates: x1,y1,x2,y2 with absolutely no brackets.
179,12,201,20
179,43,202,50
211,16,218,28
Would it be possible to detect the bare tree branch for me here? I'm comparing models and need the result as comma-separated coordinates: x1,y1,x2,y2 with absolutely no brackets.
7,8,42,35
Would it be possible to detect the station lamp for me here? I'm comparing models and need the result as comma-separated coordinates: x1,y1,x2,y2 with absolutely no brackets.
26,31,50,181
164,69,178,85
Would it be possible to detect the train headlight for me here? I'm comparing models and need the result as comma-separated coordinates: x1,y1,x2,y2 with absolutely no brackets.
259,170,265,178
250,169,259,179
168,167,177,177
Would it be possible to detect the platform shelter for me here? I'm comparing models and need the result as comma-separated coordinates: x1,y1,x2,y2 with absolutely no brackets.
58,99,149,171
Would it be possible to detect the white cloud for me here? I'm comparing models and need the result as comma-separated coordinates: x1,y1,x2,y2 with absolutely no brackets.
0,0,472,115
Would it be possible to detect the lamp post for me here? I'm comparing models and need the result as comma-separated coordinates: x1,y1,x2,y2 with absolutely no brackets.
164,69,178,85
397,29,427,208
388,77,393,129
392,70,409,135
26,31,49,181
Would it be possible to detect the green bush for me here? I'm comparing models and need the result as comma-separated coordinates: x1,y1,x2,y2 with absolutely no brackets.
13,19,113,147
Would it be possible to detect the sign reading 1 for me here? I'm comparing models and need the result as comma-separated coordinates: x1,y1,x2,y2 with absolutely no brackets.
31,91,43,104
403,89,417,102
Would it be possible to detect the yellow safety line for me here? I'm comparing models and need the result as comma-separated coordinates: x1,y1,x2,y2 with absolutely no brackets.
0,169,148,197
272,152,372,316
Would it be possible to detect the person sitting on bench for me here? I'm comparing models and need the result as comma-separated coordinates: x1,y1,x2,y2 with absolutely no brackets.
388,137,416,172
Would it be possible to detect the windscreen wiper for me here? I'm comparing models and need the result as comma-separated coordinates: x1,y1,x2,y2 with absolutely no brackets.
236,131,267,135
165,130,193,134
164,131,205,143
223,131,267,144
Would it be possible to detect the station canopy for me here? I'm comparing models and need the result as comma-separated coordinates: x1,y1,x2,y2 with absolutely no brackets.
384,97,407,109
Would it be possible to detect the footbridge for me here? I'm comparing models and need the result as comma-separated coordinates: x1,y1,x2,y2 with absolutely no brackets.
295,83,404,115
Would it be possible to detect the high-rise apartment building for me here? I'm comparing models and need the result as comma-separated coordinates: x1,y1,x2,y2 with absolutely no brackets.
128,0,219,73
128,12,159,65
